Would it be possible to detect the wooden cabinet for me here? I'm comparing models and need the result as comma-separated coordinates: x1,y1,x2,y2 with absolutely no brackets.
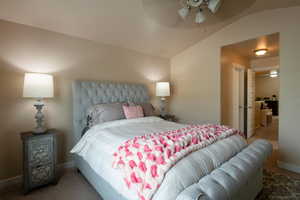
21,130,58,194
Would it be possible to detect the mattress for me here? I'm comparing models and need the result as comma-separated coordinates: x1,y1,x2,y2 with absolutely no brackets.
71,117,247,200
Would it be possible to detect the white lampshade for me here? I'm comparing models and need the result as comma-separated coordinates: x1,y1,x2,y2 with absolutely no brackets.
23,73,54,98
156,82,170,97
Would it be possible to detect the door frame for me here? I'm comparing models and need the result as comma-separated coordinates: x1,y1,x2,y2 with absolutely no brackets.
232,64,246,133
246,68,255,138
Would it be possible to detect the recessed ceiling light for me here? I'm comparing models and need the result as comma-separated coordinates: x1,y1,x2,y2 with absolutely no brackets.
254,49,268,56
270,70,278,78
270,70,278,75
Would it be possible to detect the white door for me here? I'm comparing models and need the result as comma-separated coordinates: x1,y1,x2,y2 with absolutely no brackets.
232,66,245,132
247,69,255,138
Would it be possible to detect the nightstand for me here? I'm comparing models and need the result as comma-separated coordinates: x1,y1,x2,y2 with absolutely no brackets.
159,114,178,122
21,129,58,194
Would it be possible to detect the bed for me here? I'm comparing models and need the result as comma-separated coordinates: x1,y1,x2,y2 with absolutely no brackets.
71,80,272,200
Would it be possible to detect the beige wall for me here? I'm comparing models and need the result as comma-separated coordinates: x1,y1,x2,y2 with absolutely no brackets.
170,7,300,168
0,20,170,180
221,49,250,127
255,76,280,99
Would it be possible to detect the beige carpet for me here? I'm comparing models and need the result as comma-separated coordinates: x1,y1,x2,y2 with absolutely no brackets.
0,169,101,200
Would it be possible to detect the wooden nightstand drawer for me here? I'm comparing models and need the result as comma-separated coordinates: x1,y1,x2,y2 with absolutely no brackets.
28,137,53,166
30,163,54,187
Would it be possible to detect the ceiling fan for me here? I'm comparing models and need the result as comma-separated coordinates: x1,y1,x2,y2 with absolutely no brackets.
178,0,222,24
142,0,256,28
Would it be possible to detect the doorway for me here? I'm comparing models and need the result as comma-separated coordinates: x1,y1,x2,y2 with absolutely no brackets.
221,33,280,144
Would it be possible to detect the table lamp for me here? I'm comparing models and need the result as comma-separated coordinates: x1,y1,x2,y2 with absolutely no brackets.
23,73,54,134
156,82,170,117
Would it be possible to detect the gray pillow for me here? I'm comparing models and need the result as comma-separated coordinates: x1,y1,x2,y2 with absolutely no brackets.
87,103,125,127
137,103,156,116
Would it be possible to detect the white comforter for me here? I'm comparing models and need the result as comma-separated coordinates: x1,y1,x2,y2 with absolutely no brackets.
71,117,247,200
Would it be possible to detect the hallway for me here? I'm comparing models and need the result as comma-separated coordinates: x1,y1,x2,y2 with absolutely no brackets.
248,117,300,178
249,116,278,148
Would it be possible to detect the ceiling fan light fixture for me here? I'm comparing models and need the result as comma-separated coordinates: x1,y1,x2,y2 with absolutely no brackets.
254,48,268,56
187,0,203,7
178,0,222,24
208,0,222,13
195,9,206,24
178,6,190,19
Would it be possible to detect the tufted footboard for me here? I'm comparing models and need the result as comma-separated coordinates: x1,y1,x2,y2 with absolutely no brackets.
176,139,272,200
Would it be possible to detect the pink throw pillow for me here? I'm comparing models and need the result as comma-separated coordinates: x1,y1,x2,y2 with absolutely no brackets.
123,105,144,119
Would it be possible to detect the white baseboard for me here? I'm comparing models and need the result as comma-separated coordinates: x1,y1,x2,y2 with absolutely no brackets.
277,160,300,174
0,161,75,191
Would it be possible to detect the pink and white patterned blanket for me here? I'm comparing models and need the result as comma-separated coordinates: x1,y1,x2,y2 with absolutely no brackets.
112,124,241,200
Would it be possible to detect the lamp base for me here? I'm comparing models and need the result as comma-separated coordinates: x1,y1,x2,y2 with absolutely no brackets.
33,99,47,134
160,97,167,117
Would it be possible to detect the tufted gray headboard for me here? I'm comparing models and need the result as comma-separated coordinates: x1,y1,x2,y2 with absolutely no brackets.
72,81,150,142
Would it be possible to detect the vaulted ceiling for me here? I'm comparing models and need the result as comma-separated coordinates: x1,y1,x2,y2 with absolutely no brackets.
0,0,299,58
